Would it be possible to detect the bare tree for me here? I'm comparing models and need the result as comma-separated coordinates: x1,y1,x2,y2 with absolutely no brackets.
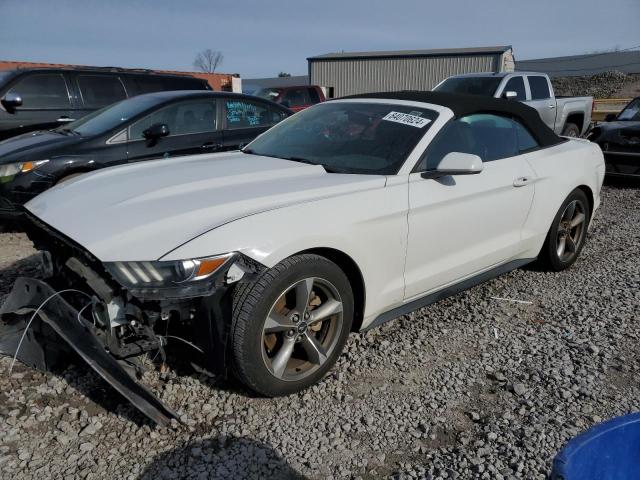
278,72,292,77
193,49,224,73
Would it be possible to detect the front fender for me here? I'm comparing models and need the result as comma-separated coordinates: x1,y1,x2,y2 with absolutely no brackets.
162,182,410,324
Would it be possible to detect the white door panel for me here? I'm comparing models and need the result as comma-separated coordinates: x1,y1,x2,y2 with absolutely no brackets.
404,158,535,299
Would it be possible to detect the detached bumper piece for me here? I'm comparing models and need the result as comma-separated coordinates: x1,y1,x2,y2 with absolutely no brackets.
0,277,177,426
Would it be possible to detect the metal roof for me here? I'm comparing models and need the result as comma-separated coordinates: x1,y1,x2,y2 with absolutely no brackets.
516,50,640,77
308,46,512,61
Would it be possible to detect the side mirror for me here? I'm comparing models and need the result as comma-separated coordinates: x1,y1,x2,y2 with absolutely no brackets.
503,91,518,100
604,113,616,122
1,92,23,113
421,152,483,179
142,123,170,140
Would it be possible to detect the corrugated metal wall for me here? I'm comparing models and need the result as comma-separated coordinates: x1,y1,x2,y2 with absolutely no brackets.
310,54,500,97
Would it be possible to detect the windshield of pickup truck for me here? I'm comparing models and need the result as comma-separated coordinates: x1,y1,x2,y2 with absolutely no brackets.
434,76,503,96
59,95,160,136
618,98,640,121
254,88,283,101
244,102,438,175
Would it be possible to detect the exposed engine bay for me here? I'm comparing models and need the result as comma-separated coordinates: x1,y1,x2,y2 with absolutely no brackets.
0,214,263,426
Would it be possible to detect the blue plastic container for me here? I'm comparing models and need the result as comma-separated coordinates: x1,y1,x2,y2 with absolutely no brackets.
551,412,640,480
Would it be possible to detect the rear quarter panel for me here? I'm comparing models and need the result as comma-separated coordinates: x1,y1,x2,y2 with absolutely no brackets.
518,138,604,258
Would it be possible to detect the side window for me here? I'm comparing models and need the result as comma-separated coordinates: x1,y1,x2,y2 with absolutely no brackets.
225,100,285,129
129,100,217,140
283,88,308,107
528,76,551,100
421,113,534,169
7,73,70,109
503,76,526,101
77,75,127,108
307,87,320,104
420,119,478,170
514,121,539,152
132,76,165,94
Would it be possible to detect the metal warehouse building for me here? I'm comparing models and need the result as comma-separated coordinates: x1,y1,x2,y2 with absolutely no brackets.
308,46,514,98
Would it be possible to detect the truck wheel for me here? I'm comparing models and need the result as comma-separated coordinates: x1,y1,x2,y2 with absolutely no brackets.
538,189,590,271
230,254,353,396
561,123,580,138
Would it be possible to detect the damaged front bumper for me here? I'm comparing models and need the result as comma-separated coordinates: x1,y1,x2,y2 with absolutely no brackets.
0,212,264,425
0,277,178,426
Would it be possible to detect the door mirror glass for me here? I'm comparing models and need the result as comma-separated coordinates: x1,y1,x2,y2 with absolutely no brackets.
142,123,170,140
422,152,483,179
503,90,518,100
604,113,616,122
1,92,23,112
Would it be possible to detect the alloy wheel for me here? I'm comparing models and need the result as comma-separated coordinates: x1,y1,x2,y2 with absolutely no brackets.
261,277,344,381
556,200,586,262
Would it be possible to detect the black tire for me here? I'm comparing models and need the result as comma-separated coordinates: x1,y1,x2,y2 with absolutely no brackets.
230,254,353,396
538,189,590,271
561,123,580,138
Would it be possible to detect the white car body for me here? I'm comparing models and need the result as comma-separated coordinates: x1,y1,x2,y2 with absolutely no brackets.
26,98,605,330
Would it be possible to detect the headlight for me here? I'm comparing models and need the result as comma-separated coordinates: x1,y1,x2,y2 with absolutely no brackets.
104,253,234,299
0,160,49,178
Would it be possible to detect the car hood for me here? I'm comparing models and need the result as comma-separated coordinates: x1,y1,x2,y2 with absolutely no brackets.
0,130,83,164
26,151,386,261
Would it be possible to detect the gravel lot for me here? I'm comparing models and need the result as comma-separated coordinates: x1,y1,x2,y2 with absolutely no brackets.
1,183,639,480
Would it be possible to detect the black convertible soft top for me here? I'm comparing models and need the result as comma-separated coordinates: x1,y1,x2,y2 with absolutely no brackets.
342,91,563,148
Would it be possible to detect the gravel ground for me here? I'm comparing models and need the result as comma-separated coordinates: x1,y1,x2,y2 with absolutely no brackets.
0,183,639,480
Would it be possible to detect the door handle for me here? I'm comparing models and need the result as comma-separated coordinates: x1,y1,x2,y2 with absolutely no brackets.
548,104,556,109
57,116,75,122
201,142,222,151
513,176,531,187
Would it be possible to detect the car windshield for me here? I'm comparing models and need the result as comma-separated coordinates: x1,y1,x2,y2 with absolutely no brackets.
253,88,283,101
245,102,438,175
60,95,161,136
434,76,503,96
0,71,14,84
617,99,640,121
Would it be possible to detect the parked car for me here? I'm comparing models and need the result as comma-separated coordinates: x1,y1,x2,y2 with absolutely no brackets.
433,72,593,137
0,67,211,140
586,97,640,177
0,90,291,222
253,85,325,111
1,92,604,425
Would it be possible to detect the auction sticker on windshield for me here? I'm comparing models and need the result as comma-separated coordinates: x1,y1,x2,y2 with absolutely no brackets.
382,111,431,128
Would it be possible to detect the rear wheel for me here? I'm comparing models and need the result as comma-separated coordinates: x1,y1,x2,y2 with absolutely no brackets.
539,189,590,271
231,254,353,396
561,123,580,138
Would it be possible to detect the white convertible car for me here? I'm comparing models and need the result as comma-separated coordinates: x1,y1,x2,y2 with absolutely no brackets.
0,92,605,424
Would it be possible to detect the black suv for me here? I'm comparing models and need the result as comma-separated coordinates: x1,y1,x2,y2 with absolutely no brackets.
0,90,291,224
0,67,210,140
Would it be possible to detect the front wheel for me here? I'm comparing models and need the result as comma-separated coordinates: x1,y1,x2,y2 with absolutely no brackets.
539,189,590,271
230,254,353,396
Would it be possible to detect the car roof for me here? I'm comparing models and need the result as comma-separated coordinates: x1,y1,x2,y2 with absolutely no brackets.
127,90,292,112
341,90,562,147
446,71,546,79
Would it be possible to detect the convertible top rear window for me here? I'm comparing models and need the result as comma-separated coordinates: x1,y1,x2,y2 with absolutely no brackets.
245,102,438,175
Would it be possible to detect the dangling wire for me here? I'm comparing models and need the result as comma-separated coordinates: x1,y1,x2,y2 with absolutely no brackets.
9,288,92,374
162,335,204,353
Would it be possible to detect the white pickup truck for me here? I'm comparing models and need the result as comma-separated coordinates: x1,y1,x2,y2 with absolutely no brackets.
434,72,593,137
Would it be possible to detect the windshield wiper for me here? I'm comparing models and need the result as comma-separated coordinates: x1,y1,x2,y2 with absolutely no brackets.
59,128,80,136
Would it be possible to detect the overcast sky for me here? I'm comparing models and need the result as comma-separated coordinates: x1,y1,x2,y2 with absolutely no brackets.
1,0,638,78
